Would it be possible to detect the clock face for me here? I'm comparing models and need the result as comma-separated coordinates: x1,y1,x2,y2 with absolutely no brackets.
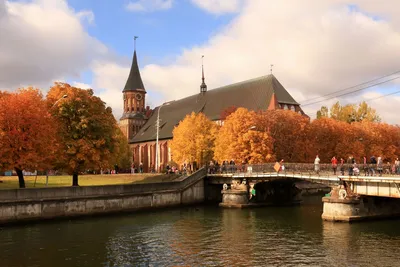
135,94,143,101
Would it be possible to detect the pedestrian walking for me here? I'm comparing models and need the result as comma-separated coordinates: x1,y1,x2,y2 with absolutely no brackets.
331,156,337,175
314,155,320,175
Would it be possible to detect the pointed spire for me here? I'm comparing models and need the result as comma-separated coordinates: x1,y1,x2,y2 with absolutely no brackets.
200,55,207,93
123,36,145,92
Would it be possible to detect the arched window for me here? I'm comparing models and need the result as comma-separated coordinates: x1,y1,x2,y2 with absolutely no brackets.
290,105,295,112
298,110,302,115
278,103,282,109
284,104,288,110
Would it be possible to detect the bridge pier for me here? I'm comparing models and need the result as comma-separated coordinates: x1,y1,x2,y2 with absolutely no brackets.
219,178,301,208
322,187,400,222
219,179,249,208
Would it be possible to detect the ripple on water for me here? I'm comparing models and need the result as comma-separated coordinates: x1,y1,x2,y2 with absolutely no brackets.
2,202,400,266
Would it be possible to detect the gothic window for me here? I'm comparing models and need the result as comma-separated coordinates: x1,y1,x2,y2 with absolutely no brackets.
298,110,302,115
284,104,289,110
278,103,282,109
290,105,295,112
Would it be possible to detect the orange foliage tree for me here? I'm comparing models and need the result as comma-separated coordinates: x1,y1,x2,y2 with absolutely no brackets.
258,109,309,162
170,112,218,166
47,83,120,186
214,108,273,164
0,88,59,188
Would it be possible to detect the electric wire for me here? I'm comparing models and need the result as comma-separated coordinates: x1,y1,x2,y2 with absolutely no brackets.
300,70,400,105
301,75,400,107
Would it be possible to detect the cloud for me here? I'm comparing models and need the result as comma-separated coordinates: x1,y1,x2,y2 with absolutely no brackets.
3,0,400,125
125,0,173,12
108,0,400,124
190,0,243,14
72,82,92,89
0,0,108,90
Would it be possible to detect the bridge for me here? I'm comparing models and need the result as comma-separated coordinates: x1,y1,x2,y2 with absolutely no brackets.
206,163,400,222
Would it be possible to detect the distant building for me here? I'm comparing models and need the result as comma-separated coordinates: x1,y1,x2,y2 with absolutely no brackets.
119,48,305,172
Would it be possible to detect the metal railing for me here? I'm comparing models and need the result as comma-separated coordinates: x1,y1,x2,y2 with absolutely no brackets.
208,163,400,178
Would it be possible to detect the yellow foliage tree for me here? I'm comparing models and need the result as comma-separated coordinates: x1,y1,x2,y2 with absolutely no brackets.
170,112,217,166
214,108,274,164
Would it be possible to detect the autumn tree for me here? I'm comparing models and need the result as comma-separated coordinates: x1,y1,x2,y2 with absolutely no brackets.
0,88,59,188
47,83,119,186
214,108,274,164
220,106,238,120
316,106,328,119
305,118,346,162
111,128,132,170
316,101,380,123
258,109,310,162
170,112,217,166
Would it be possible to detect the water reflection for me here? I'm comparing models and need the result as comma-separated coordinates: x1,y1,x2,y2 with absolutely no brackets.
2,199,400,267
322,220,400,267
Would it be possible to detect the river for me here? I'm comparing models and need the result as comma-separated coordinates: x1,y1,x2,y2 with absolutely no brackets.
1,196,400,267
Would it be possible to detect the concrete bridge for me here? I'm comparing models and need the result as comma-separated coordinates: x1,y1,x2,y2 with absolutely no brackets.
207,163,400,222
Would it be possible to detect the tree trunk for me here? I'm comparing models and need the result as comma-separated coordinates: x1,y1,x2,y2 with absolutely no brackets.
15,167,26,188
72,172,79,186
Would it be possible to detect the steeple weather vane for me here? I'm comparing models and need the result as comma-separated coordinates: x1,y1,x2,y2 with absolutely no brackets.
134,36,138,51
270,64,274,74
200,55,207,93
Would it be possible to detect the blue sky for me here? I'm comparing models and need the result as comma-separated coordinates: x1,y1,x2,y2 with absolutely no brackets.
66,0,236,86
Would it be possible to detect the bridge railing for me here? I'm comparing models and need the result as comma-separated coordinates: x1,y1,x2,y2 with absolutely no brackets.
209,163,400,177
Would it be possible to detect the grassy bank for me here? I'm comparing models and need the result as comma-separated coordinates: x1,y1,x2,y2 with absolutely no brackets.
0,173,180,190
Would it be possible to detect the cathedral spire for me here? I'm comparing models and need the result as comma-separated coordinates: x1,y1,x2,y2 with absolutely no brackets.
200,55,207,93
123,36,145,92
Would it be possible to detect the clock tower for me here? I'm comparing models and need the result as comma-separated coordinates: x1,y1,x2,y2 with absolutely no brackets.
119,40,147,141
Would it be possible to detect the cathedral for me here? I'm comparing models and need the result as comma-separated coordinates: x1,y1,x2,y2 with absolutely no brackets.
119,48,305,172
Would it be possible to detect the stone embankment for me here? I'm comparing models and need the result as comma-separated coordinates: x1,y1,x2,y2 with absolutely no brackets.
0,169,206,225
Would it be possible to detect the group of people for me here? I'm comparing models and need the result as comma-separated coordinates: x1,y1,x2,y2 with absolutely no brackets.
130,162,144,174
326,155,400,176
208,160,248,174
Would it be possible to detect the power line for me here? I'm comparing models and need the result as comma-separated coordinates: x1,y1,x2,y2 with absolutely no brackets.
365,90,400,103
300,70,400,105
305,89,400,119
301,75,400,107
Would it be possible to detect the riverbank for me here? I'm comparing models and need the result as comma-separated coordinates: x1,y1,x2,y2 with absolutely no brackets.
0,169,206,225
0,173,180,189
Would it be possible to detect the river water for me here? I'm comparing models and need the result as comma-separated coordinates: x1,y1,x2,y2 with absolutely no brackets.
1,196,400,267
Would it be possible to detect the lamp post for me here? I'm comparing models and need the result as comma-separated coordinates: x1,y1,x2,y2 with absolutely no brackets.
52,94,68,108
155,102,171,173
46,94,68,186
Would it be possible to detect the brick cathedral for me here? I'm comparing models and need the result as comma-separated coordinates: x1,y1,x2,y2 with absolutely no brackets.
119,47,305,172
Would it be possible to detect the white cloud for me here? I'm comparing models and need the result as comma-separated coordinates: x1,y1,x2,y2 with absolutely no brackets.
190,0,243,14
3,0,400,125
125,0,173,12
107,0,400,124
72,82,92,89
77,10,95,25
0,0,107,90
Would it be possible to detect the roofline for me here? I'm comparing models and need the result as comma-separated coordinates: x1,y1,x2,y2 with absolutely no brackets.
130,137,172,144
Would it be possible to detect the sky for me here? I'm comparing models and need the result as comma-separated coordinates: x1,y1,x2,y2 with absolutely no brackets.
1,0,400,123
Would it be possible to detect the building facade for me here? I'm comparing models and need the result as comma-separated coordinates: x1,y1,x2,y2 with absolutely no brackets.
119,49,305,172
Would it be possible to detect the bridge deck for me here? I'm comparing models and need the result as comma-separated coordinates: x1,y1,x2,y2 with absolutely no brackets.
210,172,400,183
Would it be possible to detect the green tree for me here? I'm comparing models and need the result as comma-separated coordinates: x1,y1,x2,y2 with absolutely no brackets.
317,101,380,123
316,106,328,119
112,128,132,170
47,83,119,186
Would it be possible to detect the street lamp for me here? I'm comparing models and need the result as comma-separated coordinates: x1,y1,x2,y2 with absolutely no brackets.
52,94,68,108
45,94,68,186
155,102,171,173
